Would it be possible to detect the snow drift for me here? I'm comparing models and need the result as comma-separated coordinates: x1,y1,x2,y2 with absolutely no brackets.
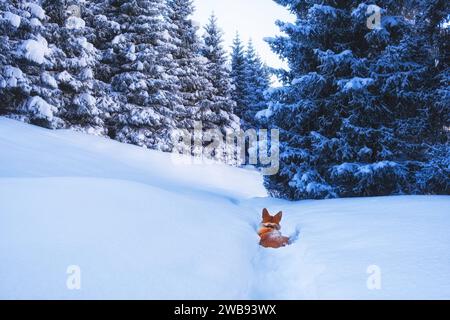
0,118,449,299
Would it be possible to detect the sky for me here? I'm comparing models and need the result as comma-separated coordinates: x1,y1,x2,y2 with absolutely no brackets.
192,0,295,70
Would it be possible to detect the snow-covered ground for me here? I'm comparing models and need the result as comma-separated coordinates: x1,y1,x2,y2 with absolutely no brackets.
1,118,449,299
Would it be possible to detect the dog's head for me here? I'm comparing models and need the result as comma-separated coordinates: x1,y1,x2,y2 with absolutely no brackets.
258,208,283,235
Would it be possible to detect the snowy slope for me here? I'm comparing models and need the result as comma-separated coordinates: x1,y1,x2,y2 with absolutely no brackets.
1,118,450,299
246,196,450,299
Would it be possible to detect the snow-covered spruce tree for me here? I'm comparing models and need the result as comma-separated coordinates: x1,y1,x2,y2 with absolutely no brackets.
42,0,108,135
83,0,121,84
366,0,449,196
242,39,271,129
82,0,125,136
168,0,239,162
94,0,181,150
264,0,448,200
413,0,450,194
230,33,247,122
0,0,62,128
201,13,236,120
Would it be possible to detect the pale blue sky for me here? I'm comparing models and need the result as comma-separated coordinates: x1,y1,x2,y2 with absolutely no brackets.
192,0,294,69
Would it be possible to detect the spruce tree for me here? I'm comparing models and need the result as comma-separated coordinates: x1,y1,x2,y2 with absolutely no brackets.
168,0,239,163
42,0,107,135
201,13,236,119
167,0,214,127
264,0,448,200
413,0,450,194
83,0,121,84
242,39,270,129
230,33,246,122
0,0,62,128
99,0,180,150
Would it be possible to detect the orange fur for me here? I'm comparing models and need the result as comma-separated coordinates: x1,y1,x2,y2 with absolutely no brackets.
258,208,290,248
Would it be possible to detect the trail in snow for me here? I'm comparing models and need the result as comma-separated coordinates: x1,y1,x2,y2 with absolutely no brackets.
1,118,450,299
245,196,450,299
241,199,322,300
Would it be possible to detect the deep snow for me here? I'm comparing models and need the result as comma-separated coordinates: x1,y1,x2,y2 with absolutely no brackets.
1,118,449,299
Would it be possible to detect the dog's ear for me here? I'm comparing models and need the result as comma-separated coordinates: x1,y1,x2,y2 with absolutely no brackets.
262,208,271,221
273,211,283,224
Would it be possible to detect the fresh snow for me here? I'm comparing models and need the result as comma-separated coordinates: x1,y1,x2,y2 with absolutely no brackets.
255,108,273,120
338,77,374,91
1,66,24,88
0,118,449,299
21,36,50,64
22,96,56,121
29,17,42,27
74,93,96,108
112,34,126,44
331,161,398,176
4,12,21,28
56,70,74,83
41,73,58,89
309,4,338,18
66,16,86,30
25,3,46,20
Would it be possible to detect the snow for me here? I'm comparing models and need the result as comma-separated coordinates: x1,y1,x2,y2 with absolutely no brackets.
41,73,58,89
29,17,42,27
25,3,45,20
4,66,23,78
251,196,450,299
56,70,73,82
331,161,401,179
255,108,273,120
22,96,56,121
77,37,94,51
66,16,85,29
161,30,171,41
126,44,136,62
136,61,144,71
21,36,50,65
358,161,398,174
80,68,94,80
332,162,357,175
316,49,353,66
112,34,126,44
1,66,24,88
74,93,96,108
309,4,337,18
1,118,450,299
338,77,374,91
4,12,21,28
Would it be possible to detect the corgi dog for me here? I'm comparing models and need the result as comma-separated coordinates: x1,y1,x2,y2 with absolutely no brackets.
258,208,290,248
